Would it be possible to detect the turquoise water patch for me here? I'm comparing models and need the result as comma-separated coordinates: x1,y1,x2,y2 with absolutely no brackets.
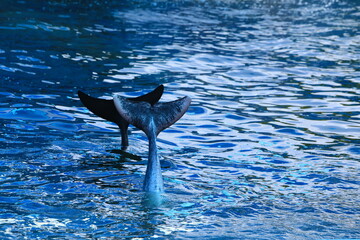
276,128,305,135
0,108,50,121
202,142,236,148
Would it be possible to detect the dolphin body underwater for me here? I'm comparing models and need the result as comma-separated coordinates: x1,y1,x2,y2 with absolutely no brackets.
78,86,191,193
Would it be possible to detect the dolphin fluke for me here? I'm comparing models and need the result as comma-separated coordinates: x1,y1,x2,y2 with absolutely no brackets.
113,94,191,193
113,95,191,137
78,90,121,124
130,84,164,105
77,85,164,147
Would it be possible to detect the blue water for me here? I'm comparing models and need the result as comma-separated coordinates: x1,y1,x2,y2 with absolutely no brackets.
0,0,359,239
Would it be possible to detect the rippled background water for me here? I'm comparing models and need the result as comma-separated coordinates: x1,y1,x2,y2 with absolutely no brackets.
0,0,359,239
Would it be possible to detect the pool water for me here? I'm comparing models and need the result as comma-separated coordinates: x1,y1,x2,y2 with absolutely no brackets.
0,0,359,239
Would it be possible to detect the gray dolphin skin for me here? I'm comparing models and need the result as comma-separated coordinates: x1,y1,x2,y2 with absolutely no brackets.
77,85,164,148
113,94,191,193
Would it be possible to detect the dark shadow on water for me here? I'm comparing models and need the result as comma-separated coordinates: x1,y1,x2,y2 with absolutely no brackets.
108,149,142,161
82,149,143,173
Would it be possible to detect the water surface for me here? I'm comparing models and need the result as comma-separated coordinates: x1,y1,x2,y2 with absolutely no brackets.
0,0,359,239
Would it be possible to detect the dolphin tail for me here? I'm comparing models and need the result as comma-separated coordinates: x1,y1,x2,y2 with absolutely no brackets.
77,85,164,124
78,90,130,146
113,94,190,193
78,90,122,124
77,85,164,147
113,95,191,137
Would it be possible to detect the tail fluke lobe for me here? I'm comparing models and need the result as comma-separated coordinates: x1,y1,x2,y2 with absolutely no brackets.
78,90,123,125
113,95,191,136
133,84,164,105
151,96,191,135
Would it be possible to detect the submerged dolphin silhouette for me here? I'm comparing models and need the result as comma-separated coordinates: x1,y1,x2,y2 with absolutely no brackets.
77,85,164,147
113,94,191,193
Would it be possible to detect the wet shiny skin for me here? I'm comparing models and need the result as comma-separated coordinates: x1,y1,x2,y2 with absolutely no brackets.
0,0,359,239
